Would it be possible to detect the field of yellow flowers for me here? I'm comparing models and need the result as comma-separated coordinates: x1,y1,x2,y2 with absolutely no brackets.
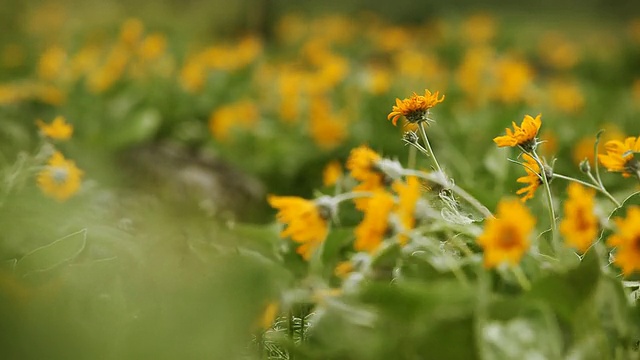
1,1,640,359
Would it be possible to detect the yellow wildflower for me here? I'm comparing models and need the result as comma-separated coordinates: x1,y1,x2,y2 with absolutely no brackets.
571,124,624,166
598,136,640,178
37,46,67,81
538,32,579,70
491,57,533,104
461,13,496,44
559,183,599,253
392,176,421,245
493,114,542,148
36,116,73,141
309,97,347,149
267,195,330,260
547,79,584,114
334,261,354,278
119,18,144,48
179,58,206,93
257,301,279,330
387,89,444,126
37,151,84,202
138,33,166,61
208,100,259,142
516,154,543,202
347,145,385,210
322,160,343,187
355,191,395,254
476,198,536,268
607,206,640,276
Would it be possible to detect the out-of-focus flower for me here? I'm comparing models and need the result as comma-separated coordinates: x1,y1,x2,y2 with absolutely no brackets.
456,47,493,104
267,195,331,260
138,33,166,61
598,136,640,178
257,302,279,330
392,176,421,245
355,191,395,253
37,46,67,81
476,198,536,268
119,18,144,48
547,79,584,114
516,154,542,202
309,96,347,149
322,160,343,187
347,145,385,210
334,260,354,278
559,183,599,253
493,114,542,149
387,89,444,126
37,151,84,202
36,115,73,140
571,124,625,166
607,206,640,276
491,56,533,103
180,57,206,93
538,32,580,70
208,100,259,142
461,13,496,44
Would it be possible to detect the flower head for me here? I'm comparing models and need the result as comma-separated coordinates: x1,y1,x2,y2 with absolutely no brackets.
392,176,421,245
559,183,599,253
355,191,395,253
322,160,343,187
516,154,542,202
37,151,84,202
607,206,640,276
387,89,444,126
476,198,536,268
347,145,385,210
267,195,330,260
36,116,73,141
493,114,542,149
597,136,640,178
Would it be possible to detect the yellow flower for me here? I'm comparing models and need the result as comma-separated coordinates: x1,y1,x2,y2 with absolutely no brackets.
559,183,599,253
37,46,67,81
547,79,584,114
516,154,542,202
597,136,640,178
309,96,347,149
257,301,279,330
208,100,259,142
355,191,395,254
322,160,343,187
119,18,144,48
493,114,542,148
571,124,625,166
334,261,354,278
476,198,536,268
607,206,640,276
36,116,73,141
387,89,444,126
392,176,421,245
37,151,84,202
138,33,166,61
491,57,533,104
347,145,385,210
267,195,330,260
461,13,496,44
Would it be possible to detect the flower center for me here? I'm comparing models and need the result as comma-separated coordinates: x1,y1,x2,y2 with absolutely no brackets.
498,225,521,250
50,166,69,184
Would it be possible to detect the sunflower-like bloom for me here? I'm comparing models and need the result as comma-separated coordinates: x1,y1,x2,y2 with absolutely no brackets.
476,198,536,268
387,89,444,126
347,145,385,210
607,206,640,276
36,116,73,141
267,195,330,260
559,183,599,253
392,176,421,245
516,154,543,202
493,114,542,149
37,151,84,202
598,136,640,178
355,191,395,253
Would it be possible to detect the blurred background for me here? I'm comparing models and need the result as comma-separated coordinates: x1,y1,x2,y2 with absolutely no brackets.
1,0,639,358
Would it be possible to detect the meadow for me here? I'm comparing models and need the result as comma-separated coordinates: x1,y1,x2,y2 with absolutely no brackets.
1,1,640,359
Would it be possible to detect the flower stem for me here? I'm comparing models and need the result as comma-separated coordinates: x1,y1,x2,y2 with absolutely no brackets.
332,191,372,203
530,149,558,253
552,172,621,207
512,265,531,291
419,122,443,174
402,169,493,218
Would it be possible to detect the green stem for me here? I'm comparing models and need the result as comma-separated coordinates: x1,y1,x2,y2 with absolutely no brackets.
553,173,621,207
530,149,558,254
402,169,493,218
419,121,443,174
331,191,372,203
512,265,531,291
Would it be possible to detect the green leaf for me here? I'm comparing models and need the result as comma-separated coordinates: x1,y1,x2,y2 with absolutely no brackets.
15,229,87,277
